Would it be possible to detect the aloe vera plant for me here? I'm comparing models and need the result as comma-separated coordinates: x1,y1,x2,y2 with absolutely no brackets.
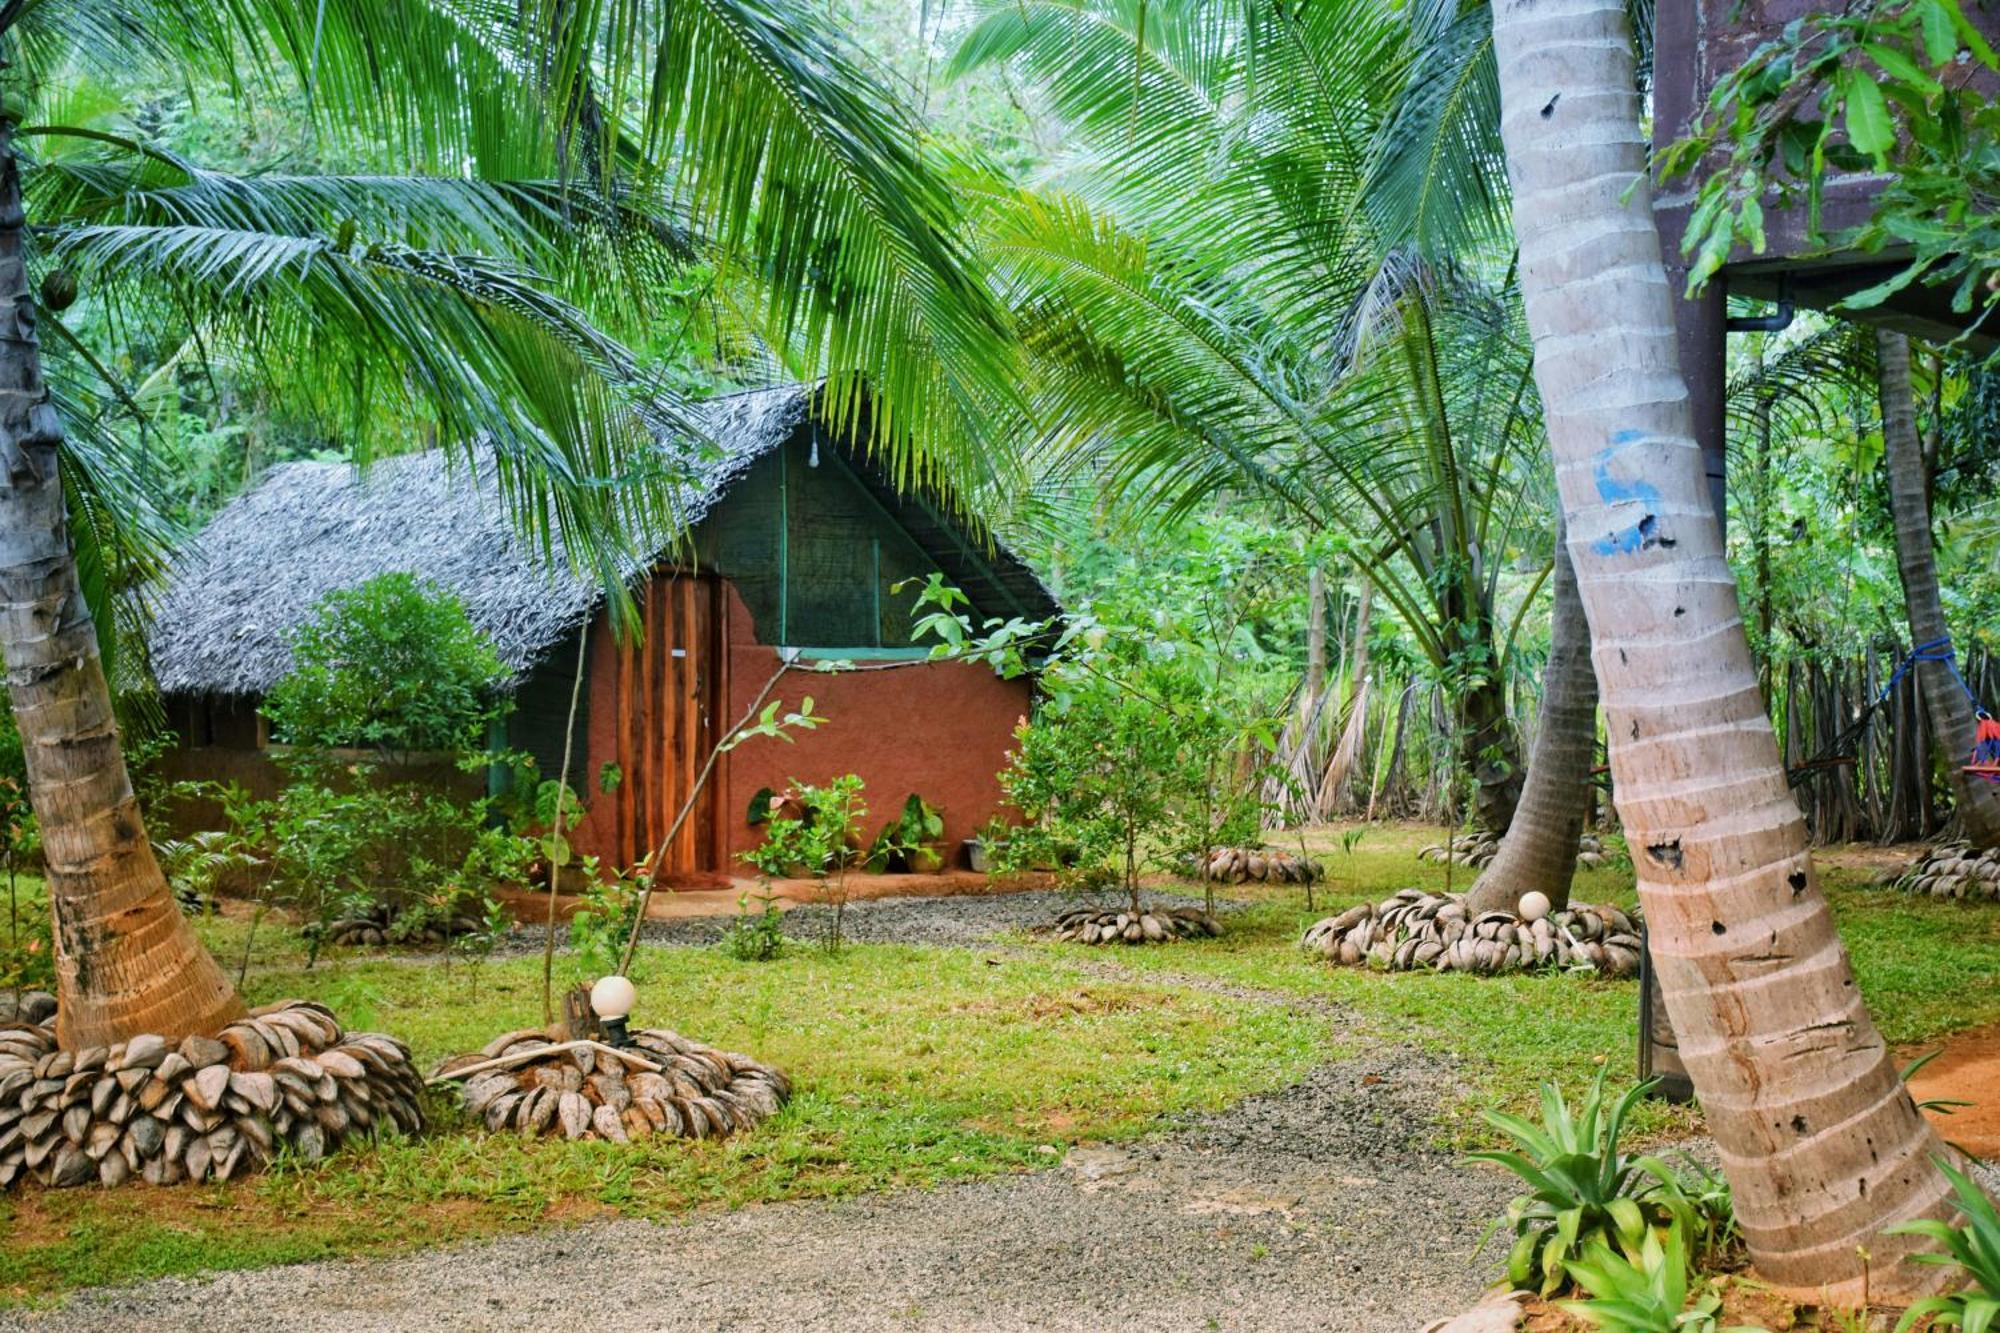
1559,1222,1759,1332
1889,1158,2000,1333
1472,1069,1729,1295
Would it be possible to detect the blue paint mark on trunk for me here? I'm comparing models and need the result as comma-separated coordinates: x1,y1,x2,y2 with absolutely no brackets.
1592,430,1668,555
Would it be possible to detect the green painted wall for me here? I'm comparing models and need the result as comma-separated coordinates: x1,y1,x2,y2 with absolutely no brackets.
695,429,952,650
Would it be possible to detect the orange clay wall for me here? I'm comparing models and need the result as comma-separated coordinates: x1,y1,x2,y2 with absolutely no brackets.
572,579,1031,881
712,580,1032,868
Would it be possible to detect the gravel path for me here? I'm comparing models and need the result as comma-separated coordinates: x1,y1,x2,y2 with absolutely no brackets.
632,887,1244,950
4,1047,1510,1333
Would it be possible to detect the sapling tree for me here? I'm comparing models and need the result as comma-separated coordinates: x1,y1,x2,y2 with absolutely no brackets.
743,775,868,952
996,673,1186,913
914,568,1286,916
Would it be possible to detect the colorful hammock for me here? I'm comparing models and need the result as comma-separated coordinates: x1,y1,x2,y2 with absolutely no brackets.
1971,713,2000,783
1910,636,2000,783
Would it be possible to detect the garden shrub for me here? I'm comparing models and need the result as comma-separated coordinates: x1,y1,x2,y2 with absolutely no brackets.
1473,1069,1738,1298
977,606,1281,914
189,751,558,967
742,775,867,951
263,572,510,756
568,859,647,980
719,884,787,961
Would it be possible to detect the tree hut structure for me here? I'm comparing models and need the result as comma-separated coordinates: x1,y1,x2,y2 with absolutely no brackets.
148,384,1058,882
1651,1,2000,519
1643,2,2000,1100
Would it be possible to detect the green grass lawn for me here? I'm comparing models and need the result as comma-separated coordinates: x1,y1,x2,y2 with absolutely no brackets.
0,931,1336,1303
2,822,1995,1304
1106,825,2000,1139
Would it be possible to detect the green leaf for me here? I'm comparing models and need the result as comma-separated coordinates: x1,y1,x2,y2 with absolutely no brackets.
1863,41,1943,94
1917,0,1960,64
1739,196,1766,254
1608,1197,1646,1247
1840,68,1896,161
1836,258,1937,311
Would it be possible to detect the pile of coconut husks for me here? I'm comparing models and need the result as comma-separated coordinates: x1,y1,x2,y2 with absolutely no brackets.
1886,840,2000,902
433,1027,791,1143
1046,904,1224,945
1198,845,1322,885
0,999,424,1190
1301,888,1643,977
1417,830,1614,871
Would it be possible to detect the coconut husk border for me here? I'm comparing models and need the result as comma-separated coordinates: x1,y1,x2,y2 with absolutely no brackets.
432,1027,791,1142
1044,905,1223,945
0,1000,425,1190
1302,889,1643,977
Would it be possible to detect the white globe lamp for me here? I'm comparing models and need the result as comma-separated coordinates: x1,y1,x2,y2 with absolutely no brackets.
590,975,638,1047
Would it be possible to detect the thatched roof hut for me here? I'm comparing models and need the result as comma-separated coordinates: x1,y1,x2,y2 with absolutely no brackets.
152,383,1057,881
150,384,1053,698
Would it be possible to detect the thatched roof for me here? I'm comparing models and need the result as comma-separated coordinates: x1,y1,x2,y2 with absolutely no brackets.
148,384,1053,697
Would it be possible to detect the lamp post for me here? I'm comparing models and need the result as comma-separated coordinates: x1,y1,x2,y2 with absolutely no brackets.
590,975,637,1048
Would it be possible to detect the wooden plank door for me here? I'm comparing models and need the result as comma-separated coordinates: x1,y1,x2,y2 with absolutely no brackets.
612,573,721,878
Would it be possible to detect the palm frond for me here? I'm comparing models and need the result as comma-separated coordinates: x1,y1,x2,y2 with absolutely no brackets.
1360,0,1508,259
50,219,706,607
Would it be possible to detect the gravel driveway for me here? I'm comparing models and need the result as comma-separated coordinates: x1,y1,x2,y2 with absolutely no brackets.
4,1047,1509,1333
633,887,1245,950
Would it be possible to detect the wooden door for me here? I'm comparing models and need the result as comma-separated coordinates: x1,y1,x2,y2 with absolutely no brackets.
610,573,722,878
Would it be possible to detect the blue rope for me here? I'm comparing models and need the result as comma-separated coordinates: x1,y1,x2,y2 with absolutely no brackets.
1878,636,1991,719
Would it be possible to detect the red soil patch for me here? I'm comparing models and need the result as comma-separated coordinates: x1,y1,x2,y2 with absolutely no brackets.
1901,1023,2000,1159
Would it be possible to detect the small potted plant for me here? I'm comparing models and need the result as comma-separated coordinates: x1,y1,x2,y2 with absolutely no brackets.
966,816,1012,873
869,794,946,873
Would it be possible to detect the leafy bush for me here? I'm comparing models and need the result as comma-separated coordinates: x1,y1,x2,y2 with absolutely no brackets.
1889,1157,2000,1333
0,776,47,1001
1473,1070,1730,1297
2,879,52,1001
990,617,1277,914
0,697,25,788
568,860,647,980
263,572,510,756
156,829,259,915
867,793,945,871
995,677,1180,905
719,884,787,961
196,754,546,968
908,574,1283,916
742,775,866,951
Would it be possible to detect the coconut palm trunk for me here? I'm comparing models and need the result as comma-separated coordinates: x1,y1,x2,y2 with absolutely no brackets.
0,119,244,1050
1461,670,1524,833
1491,0,1955,1301
1876,328,2000,846
1467,531,1596,915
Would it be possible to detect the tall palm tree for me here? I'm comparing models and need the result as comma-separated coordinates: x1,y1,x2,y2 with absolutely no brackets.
1490,0,1954,1300
1877,329,2000,845
4,0,1010,1049
954,1,1547,831
1465,525,1595,913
